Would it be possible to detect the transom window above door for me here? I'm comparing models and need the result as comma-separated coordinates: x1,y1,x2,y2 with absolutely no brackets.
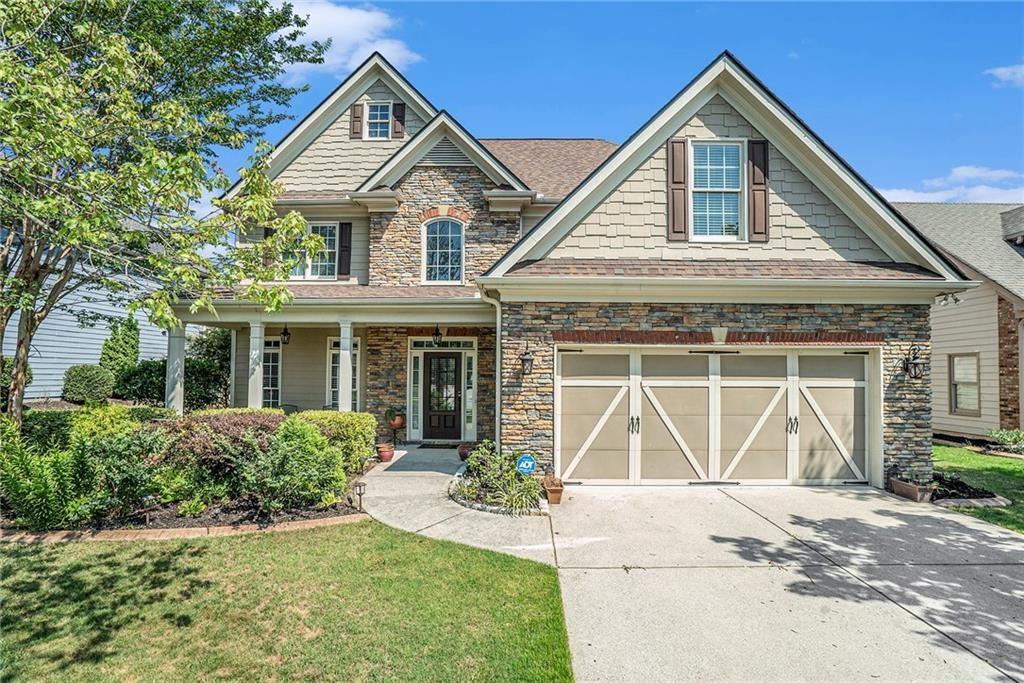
423,219,464,283
691,142,744,241
366,102,391,139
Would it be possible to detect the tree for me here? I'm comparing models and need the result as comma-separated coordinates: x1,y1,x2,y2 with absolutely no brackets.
0,0,330,424
100,316,140,387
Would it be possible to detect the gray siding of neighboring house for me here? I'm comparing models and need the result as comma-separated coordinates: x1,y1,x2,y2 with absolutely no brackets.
3,292,166,400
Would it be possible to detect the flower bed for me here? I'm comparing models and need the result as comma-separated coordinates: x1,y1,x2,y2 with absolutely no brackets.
1,405,377,531
449,440,542,516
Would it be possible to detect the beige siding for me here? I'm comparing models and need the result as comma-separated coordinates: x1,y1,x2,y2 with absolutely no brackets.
521,210,550,238
231,327,368,411
930,282,1001,437
550,95,889,261
276,79,426,192
237,214,370,285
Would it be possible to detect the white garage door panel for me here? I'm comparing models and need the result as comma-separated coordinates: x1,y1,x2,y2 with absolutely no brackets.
556,348,873,486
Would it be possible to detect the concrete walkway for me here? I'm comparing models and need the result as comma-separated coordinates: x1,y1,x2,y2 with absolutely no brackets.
362,448,1024,682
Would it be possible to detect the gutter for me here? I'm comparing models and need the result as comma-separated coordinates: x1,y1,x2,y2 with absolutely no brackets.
478,288,502,452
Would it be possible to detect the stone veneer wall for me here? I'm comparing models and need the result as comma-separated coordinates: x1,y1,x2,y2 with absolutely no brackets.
364,326,496,441
367,166,521,286
500,303,933,482
997,296,1021,430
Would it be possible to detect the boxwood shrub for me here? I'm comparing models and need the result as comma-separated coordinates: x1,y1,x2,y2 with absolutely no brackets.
62,364,114,404
295,411,376,475
117,358,225,412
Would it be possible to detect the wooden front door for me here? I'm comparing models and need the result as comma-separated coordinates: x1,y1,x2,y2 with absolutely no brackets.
424,352,461,440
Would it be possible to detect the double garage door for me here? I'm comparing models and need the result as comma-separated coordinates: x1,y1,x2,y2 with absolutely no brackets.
556,349,872,485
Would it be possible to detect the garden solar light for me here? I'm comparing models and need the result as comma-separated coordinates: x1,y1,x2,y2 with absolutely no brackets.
354,481,366,511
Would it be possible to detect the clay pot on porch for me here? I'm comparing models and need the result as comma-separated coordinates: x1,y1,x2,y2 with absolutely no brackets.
376,442,395,463
458,443,474,461
543,475,564,505
384,408,406,430
889,477,933,503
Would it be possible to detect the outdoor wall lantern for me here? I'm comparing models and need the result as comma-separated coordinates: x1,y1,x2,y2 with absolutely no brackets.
280,325,292,345
903,344,926,379
431,324,443,346
520,342,535,375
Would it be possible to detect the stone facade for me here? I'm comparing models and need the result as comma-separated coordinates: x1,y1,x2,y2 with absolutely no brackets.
368,166,521,286
364,326,496,442
500,302,933,482
997,296,1022,430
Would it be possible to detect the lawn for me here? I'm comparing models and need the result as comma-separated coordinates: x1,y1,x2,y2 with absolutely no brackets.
1,520,573,682
933,445,1024,534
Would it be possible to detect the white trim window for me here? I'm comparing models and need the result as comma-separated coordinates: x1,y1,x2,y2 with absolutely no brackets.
263,338,282,407
290,222,338,279
691,141,745,241
327,338,361,410
949,353,981,416
423,218,464,284
366,101,392,139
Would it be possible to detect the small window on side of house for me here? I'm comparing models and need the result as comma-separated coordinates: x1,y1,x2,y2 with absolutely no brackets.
366,102,391,139
949,353,980,416
691,141,744,241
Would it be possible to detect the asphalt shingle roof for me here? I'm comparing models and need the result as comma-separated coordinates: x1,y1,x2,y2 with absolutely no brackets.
893,202,1024,300
479,139,618,198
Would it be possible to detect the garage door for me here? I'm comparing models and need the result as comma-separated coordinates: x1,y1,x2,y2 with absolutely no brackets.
556,349,870,485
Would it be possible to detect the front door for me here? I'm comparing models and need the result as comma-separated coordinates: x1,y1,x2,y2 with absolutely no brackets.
424,352,461,440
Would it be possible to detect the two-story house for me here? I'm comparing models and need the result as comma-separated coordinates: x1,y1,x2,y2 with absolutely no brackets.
167,52,972,487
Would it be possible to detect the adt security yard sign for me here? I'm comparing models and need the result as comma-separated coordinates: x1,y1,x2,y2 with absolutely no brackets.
516,454,538,476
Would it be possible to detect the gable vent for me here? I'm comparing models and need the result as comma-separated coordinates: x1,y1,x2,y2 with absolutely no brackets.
420,137,473,166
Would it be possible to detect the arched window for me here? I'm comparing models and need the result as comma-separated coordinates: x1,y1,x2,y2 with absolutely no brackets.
423,219,464,283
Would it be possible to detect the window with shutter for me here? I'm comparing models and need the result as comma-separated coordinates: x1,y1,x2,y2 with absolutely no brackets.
349,103,363,139
748,140,769,242
690,141,744,241
393,103,406,138
666,139,688,241
337,222,352,279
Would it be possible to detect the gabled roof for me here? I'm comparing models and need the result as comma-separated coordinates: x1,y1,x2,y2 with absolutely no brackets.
484,51,964,283
225,52,437,198
894,202,1024,301
357,111,529,192
479,139,618,198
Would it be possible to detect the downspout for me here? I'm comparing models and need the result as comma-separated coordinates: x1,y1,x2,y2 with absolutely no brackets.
479,288,501,451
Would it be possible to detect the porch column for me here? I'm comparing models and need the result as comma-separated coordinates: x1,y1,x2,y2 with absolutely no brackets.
247,321,265,408
164,326,186,415
337,319,353,412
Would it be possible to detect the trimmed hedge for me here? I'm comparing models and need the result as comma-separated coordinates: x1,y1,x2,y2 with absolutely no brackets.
117,358,225,412
63,364,114,403
21,405,176,451
0,357,32,411
296,411,376,475
168,408,286,486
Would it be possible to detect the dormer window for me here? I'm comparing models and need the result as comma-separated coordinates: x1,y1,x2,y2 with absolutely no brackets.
366,102,392,139
691,142,745,241
423,219,464,284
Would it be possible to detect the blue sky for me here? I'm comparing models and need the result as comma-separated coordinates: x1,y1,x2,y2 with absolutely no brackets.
217,1,1024,204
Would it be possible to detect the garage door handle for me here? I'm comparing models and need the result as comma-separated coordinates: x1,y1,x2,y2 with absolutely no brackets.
786,416,800,434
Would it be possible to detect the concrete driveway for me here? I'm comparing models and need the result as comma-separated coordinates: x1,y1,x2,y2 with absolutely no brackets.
551,486,1024,682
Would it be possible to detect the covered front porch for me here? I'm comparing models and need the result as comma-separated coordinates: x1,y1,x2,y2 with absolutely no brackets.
165,300,497,443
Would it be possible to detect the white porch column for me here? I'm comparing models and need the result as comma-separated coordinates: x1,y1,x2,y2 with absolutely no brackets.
337,319,353,412
247,321,265,408
164,326,186,415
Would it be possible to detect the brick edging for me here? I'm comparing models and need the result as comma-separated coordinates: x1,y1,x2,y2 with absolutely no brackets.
0,512,370,544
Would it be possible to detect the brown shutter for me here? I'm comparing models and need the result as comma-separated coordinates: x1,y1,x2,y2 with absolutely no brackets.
349,104,363,139
666,139,688,241
337,222,352,279
748,140,769,242
392,103,406,138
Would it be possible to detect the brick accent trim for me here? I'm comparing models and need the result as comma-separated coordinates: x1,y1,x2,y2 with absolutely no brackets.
997,295,1021,430
552,330,885,345
419,205,471,223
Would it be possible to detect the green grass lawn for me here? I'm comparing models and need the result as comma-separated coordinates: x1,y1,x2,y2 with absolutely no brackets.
933,445,1024,534
1,520,572,682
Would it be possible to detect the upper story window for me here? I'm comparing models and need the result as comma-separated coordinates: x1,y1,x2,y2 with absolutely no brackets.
290,222,338,279
366,102,392,139
691,142,744,241
423,219,464,284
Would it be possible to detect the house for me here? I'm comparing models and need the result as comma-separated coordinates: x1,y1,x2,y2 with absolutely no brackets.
4,290,166,400
168,51,973,487
894,203,1023,440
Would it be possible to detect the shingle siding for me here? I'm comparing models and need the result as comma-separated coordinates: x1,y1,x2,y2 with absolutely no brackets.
550,95,889,262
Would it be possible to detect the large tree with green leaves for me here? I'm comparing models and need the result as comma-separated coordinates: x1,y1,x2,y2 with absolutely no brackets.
0,0,331,423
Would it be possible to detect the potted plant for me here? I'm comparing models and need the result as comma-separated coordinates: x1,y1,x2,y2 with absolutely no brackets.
887,465,933,503
376,441,395,462
384,407,406,430
458,443,474,461
543,470,564,505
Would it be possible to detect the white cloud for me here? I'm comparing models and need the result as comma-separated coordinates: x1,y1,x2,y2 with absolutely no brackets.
880,185,1024,203
983,63,1024,88
284,2,420,82
787,51,800,60
923,165,1022,188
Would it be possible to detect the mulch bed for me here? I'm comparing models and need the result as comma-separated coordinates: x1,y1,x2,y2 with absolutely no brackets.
931,472,997,501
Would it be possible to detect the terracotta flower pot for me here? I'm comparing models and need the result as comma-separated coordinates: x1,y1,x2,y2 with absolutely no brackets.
376,442,395,463
889,477,933,503
386,415,405,430
543,479,564,505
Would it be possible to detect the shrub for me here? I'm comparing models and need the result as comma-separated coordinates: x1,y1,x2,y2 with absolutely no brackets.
168,408,285,489
62,365,114,403
239,416,347,513
21,409,76,451
69,404,143,443
0,417,82,530
116,358,226,412
0,357,32,411
188,328,232,404
177,496,206,517
990,429,1024,454
295,411,376,475
66,426,168,519
100,316,140,390
452,440,541,515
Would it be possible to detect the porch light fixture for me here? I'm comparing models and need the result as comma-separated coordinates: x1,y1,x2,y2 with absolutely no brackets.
280,325,292,345
519,342,535,375
432,324,443,346
903,344,926,379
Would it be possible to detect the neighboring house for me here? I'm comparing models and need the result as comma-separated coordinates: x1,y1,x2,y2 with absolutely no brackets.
894,203,1023,439
169,51,971,487
4,289,166,400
